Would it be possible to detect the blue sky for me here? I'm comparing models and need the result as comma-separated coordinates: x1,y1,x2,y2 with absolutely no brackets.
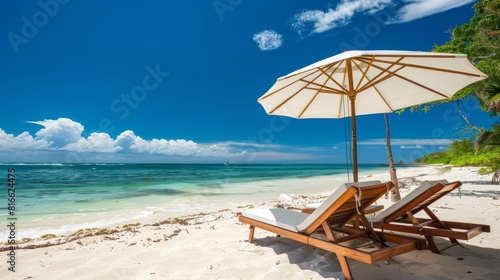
0,0,495,164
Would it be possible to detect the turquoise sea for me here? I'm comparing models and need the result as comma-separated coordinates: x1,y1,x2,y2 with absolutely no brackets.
0,163,392,240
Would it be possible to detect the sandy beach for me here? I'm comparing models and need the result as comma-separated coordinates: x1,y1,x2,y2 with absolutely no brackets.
2,164,500,280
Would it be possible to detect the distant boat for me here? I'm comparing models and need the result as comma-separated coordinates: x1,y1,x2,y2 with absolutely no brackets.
224,161,230,166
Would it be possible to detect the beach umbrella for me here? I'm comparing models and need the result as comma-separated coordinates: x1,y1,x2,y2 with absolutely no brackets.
258,50,488,182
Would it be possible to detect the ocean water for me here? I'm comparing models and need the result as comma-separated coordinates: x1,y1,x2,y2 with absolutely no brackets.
0,163,390,240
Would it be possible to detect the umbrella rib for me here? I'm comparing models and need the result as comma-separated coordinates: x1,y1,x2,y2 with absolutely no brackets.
327,61,349,118
304,87,345,95
259,69,325,101
261,61,346,101
353,56,406,92
275,60,344,81
363,74,395,112
357,61,449,98
266,86,305,115
301,62,346,93
318,64,349,93
298,90,320,118
360,54,460,59
266,65,342,115
357,57,486,78
299,64,343,118
394,73,449,98
352,56,375,91
303,80,344,94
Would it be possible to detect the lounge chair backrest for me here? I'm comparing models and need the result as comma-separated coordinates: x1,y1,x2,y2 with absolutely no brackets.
297,180,386,233
374,179,451,221
305,180,383,209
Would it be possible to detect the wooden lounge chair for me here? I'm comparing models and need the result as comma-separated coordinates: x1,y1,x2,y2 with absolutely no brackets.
239,182,425,280
370,180,491,253
301,180,385,224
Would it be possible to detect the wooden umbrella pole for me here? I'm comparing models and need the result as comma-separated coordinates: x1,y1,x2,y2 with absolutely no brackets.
346,58,358,182
350,96,358,182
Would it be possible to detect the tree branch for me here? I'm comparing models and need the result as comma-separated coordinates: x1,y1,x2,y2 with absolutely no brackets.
456,100,485,133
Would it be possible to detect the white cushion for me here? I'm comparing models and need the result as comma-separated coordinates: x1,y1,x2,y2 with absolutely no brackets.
305,180,383,209
373,179,448,221
241,208,309,232
242,180,383,233
297,180,382,232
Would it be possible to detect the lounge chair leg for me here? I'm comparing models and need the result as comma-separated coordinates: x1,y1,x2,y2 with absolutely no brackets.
248,226,255,243
421,207,461,252
423,207,461,246
358,215,387,248
322,221,337,242
337,254,353,280
425,236,440,254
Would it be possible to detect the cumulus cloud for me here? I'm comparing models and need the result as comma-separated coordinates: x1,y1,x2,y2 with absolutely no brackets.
388,0,476,24
253,30,284,51
28,118,84,148
0,129,51,150
0,118,246,162
64,132,122,153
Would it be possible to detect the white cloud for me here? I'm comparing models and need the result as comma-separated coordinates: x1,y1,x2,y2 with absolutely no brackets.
0,118,246,162
389,0,476,24
64,132,122,153
130,134,198,156
28,118,84,148
291,0,392,34
400,145,422,149
249,151,317,161
253,30,284,51
360,138,453,146
115,130,138,153
290,0,475,34
0,129,51,150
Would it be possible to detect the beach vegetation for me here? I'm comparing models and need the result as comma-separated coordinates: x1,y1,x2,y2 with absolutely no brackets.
417,139,500,171
68,227,120,240
19,237,33,243
163,229,182,241
432,0,500,102
122,222,141,228
403,0,499,118
415,0,500,181
40,234,57,239
479,167,493,175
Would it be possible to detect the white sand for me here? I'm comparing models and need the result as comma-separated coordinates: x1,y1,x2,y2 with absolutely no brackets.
2,165,500,279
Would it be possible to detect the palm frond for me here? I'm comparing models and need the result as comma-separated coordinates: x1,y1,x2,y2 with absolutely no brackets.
475,124,500,152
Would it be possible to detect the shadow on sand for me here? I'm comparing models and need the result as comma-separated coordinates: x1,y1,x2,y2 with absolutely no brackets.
251,235,500,279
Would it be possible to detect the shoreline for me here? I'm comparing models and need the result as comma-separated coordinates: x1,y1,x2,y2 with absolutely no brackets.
0,164,394,241
0,164,488,243
1,165,499,279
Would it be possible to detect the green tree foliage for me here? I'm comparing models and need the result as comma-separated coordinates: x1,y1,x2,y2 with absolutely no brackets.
477,66,500,116
403,0,499,114
417,139,500,170
450,139,475,155
476,123,500,149
433,0,500,102
418,0,500,175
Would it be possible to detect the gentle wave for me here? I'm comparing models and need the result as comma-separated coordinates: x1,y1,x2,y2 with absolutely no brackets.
0,163,398,239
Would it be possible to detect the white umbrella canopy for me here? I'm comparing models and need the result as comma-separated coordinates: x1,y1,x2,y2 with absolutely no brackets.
258,50,488,181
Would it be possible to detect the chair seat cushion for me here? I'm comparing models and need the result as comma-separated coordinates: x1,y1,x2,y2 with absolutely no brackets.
241,208,309,233
374,179,448,221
